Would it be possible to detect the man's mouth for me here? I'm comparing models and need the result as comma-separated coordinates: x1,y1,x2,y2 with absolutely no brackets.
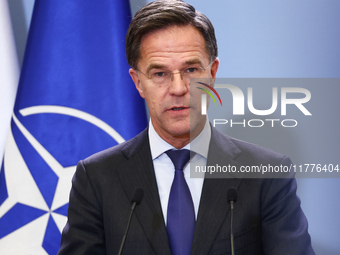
166,105,190,114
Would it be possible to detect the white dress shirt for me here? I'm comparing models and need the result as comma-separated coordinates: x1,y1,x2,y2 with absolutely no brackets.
149,119,210,224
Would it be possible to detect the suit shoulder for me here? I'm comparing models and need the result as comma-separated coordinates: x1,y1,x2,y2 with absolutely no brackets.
82,128,149,168
211,126,290,164
232,136,286,161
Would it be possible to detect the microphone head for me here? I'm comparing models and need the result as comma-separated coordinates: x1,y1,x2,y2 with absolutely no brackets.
227,187,238,204
131,187,144,205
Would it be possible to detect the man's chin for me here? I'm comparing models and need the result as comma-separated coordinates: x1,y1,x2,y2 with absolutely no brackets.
169,122,205,139
167,126,191,139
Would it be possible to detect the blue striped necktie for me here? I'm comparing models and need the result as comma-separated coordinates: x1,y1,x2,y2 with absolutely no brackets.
166,149,195,255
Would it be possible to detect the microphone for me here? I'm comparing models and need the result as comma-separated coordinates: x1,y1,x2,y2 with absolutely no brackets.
227,187,238,255
131,187,144,206
118,187,144,255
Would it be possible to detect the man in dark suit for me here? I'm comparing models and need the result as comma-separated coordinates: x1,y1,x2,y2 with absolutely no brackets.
58,0,315,254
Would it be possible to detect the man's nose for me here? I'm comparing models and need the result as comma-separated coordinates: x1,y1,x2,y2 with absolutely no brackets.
168,72,188,95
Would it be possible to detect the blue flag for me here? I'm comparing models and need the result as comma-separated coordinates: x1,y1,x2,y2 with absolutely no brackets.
0,0,147,254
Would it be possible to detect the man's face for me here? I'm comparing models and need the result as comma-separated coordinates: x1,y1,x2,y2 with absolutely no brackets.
130,25,218,147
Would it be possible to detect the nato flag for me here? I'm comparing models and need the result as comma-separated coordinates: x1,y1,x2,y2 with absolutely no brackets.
0,0,147,254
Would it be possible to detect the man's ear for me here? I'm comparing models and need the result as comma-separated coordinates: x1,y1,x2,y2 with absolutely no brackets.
209,58,219,87
129,68,145,98
210,58,219,80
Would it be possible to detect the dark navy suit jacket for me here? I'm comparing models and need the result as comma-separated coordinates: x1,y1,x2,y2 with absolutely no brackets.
58,126,315,254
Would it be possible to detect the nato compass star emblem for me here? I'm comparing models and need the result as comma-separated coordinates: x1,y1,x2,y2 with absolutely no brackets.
0,106,124,254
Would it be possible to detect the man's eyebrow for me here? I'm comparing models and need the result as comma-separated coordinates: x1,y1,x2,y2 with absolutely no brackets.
185,59,204,66
146,64,166,74
144,59,204,73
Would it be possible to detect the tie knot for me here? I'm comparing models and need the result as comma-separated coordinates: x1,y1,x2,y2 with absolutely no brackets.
166,149,191,171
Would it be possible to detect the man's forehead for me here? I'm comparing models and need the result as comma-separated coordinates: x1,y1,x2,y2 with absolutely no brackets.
137,25,209,70
145,59,204,73
141,24,193,42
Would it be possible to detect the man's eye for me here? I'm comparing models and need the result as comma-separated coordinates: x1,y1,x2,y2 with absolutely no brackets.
186,68,198,73
151,72,166,78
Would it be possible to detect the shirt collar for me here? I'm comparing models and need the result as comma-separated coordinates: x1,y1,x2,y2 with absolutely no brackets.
149,118,211,160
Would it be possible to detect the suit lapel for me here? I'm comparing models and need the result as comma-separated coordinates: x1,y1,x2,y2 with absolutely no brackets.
116,129,171,255
191,127,244,255
115,126,245,254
